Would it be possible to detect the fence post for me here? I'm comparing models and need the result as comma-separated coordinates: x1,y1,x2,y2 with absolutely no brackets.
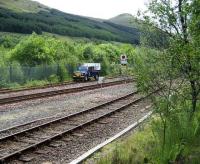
56,63,59,76
9,65,12,83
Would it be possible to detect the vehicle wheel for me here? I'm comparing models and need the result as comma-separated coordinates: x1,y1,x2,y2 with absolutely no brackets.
84,76,88,81
95,74,99,81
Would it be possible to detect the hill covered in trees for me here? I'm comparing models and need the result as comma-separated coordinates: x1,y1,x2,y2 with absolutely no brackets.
0,0,49,13
0,0,140,44
109,13,143,29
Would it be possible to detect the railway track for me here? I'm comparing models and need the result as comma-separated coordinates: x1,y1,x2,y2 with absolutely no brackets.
0,76,122,94
0,79,133,105
0,89,11,94
0,81,74,94
0,90,148,163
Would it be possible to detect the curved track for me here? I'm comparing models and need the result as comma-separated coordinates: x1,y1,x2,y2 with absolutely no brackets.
0,91,144,163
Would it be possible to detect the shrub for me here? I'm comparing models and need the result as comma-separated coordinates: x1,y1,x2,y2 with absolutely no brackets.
48,74,59,83
57,63,68,82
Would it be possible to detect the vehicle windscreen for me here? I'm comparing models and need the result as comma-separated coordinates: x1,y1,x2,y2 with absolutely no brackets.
78,66,87,71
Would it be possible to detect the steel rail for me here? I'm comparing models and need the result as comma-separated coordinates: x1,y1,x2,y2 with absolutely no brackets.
0,91,140,163
0,91,138,141
0,79,133,105
70,110,153,164
0,81,74,94
0,76,120,94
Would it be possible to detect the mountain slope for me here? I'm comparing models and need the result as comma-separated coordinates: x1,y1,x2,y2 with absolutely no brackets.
109,13,169,49
109,13,140,29
0,0,49,13
0,0,140,44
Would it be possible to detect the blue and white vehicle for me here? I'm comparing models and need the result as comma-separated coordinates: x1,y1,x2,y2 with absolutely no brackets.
73,63,101,81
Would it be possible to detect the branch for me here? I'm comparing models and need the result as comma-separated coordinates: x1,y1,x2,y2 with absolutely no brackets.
178,0,188,42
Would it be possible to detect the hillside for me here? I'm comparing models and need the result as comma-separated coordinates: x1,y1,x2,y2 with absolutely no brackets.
0,0,140,44
109,13,170,48
0,0,49,13
109,13,141,28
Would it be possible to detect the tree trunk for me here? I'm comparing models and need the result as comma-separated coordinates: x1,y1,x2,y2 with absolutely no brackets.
191,80,197,114
162,119,167,155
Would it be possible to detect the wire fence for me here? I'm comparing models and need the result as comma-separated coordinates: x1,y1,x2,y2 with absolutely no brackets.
0,63,130,87
0,63,77,85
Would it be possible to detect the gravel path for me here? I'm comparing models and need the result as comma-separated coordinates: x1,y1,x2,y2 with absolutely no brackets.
0,83,136,131
0,77,128,99
9,98,151,164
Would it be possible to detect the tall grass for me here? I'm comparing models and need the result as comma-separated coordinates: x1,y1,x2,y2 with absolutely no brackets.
96,123,156,164
95,105,200,164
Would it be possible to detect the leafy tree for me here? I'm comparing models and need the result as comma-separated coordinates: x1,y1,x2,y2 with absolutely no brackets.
144,0,200,114
134,0,200,162
10,33,55,66
57,63,67,82
83,45,93,60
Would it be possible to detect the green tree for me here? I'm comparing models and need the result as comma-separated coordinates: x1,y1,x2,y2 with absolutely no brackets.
57,63,68,82
134,0,200,162
10,33,55,66
147,0,199,115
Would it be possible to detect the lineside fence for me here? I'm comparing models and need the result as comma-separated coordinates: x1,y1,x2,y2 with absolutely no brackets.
0,63,127,87
0,64,77,86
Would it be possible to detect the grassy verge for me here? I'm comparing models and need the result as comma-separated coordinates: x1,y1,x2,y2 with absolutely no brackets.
84,120,155,164
84,116,200,164
1,78,72,90
1,74,120,90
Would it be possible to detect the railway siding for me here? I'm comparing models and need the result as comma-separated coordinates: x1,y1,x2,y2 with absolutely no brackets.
12,95,152,163
0,77,146,163
0,91,141,162
0,77,130,98
0,83,135,132
0,79,133,105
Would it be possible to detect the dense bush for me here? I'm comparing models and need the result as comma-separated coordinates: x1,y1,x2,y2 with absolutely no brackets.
56,63,68,82
0,33,135,87
9,33,55,65
133,45,200,163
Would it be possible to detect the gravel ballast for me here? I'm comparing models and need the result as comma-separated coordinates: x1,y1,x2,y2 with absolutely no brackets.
0,83,136,131
0,77,128,99
9,98,151,164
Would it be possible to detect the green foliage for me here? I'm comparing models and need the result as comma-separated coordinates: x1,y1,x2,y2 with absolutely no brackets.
133,46,200,163
56,64,68,82
9,33,55,66
22,80,48,88
0,33,136,87
94,110,200,164
47,75,59,83
132,0,200,163
0,0,49,13
109,13,139,28
133,47,161,92
95,124,156,164
151,101,200,163
9,62,24,83
140,26,170,49
0,34,21,48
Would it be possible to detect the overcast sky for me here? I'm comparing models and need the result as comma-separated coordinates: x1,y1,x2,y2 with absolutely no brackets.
34,0,148,19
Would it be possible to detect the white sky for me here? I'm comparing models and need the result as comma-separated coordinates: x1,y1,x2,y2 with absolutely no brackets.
34,0,148,19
